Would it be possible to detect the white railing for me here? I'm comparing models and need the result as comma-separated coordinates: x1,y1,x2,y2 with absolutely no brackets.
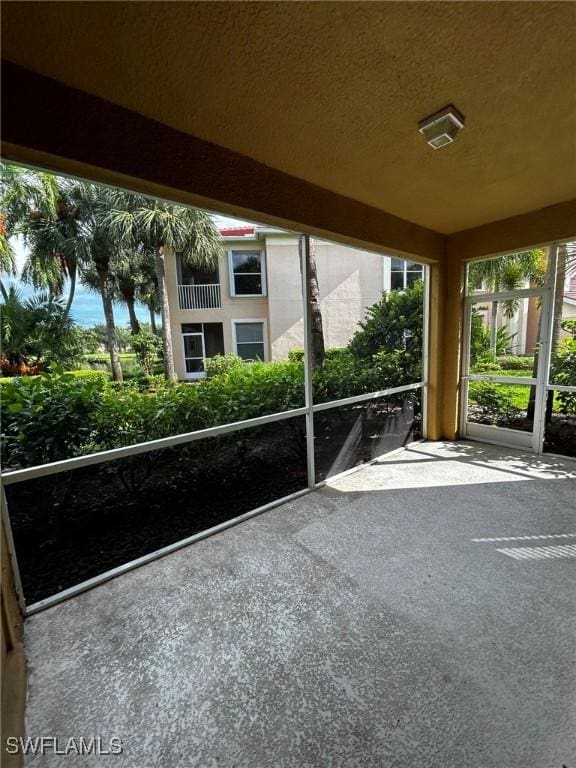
178,283,222,310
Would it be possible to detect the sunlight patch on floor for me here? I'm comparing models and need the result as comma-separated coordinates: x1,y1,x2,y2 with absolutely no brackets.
496,544,576,560
472,533,576,543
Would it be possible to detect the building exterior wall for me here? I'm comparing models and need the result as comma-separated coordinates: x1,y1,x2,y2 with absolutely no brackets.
166,233,387,376
165,244,268,380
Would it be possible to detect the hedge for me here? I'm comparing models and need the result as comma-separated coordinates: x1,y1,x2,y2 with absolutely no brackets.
0,354,415,469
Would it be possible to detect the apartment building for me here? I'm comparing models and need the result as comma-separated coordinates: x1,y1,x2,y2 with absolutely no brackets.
165,226,423,379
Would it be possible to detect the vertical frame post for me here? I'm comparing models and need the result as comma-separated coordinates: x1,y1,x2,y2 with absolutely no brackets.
532,244,559,453
299,235,316,488
460,282,473,440
421,264,430,438
1,485,26,613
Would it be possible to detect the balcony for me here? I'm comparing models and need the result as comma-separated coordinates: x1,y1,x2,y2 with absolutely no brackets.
178,283,222,310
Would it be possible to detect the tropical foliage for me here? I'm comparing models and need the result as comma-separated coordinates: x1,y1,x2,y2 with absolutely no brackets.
0,163,221,381
349,280,423,382
0,287,82,374
1,279,426,468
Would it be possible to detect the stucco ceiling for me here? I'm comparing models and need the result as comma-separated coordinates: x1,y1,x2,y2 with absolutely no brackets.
2,1,576,234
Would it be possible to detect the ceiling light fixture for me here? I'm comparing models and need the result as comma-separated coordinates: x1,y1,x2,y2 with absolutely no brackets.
418,105,465,149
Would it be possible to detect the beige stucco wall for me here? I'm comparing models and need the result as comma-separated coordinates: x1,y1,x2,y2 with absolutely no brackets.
266,235,385,359
165,244,268,379
165,234,386,376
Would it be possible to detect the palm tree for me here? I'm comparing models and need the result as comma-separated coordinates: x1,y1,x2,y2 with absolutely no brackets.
111,254,143,335
139,277,161,335
468,250,545,355
130,248,161,334
69,182,125,381
0,211,16,301
102,192,222,380
0,285,80,373
0,164,81,313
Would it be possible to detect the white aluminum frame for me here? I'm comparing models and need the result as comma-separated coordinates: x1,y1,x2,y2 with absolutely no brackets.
384,255,424,292
182,328,206,380
231,318,269,362
461,243,576,453
228,248,267,298
1,233,428,614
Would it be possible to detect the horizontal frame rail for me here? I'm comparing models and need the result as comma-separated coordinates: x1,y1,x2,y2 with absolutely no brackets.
2,384,424,485
2,406,308,484
312,382,423,413
465,287,546,304
24,486,314,616
546,384,576,393
466,375,538,386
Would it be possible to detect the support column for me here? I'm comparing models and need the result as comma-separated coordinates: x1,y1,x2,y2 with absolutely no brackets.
425,251,466,441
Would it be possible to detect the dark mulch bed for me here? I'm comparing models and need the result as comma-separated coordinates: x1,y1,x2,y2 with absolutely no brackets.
544,415,576,457
314,397,421,481
7,419,308,604
6,398,421,605
468,408,576,457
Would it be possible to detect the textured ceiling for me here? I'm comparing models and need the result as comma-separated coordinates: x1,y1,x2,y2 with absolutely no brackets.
2,1,576,234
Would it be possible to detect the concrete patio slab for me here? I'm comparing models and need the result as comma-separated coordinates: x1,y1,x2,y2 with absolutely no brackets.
22,441,576,767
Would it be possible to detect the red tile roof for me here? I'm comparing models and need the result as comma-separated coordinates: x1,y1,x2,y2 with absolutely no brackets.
219,226,255,237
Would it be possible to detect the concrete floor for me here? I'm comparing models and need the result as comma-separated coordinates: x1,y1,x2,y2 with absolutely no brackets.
23,441,576,767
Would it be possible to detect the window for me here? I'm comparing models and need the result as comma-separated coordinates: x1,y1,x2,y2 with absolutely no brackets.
389,257,423,291
181,323,224,377
233,321,266,361
229,250,266,296
182,323,205,375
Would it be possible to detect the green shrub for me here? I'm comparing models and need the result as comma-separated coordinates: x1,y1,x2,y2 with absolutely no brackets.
66,369,110,381
313,350,374,402
205,354,245,378
470,308,519,364
498,355,535,371
0,370,109,468
2,343,424,468
471,355,503,374
551,338,576,414
130,329,162,376
288,347,347,364
561,319,576,339
288,349,304,363
349,281,423,384
468,382,521,424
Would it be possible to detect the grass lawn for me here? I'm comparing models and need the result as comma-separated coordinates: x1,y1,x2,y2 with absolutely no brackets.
82,353,136,362
468,369,562,413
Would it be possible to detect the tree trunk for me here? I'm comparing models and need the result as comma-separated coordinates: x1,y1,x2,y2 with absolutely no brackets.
64,262,77,315
155,245,177,381
99,271,123,382
490,300,499,356
0,278,8,302
305,236,325,368
126,297,141,335
527,245,565,422
149,307,158,335
526,309,542,421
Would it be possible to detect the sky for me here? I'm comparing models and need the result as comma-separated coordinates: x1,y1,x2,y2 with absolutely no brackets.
5,214,254,328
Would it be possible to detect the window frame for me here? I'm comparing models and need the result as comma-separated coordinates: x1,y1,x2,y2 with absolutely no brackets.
231,318,268,362
228,248,267,297
384,255,423,291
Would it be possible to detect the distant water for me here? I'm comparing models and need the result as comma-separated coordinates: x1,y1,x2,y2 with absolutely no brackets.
5,280,151,328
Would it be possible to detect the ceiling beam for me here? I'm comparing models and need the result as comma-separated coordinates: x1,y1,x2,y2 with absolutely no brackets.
1,61,444,262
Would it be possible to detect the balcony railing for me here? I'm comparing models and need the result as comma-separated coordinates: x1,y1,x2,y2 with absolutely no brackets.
178,283,222,310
